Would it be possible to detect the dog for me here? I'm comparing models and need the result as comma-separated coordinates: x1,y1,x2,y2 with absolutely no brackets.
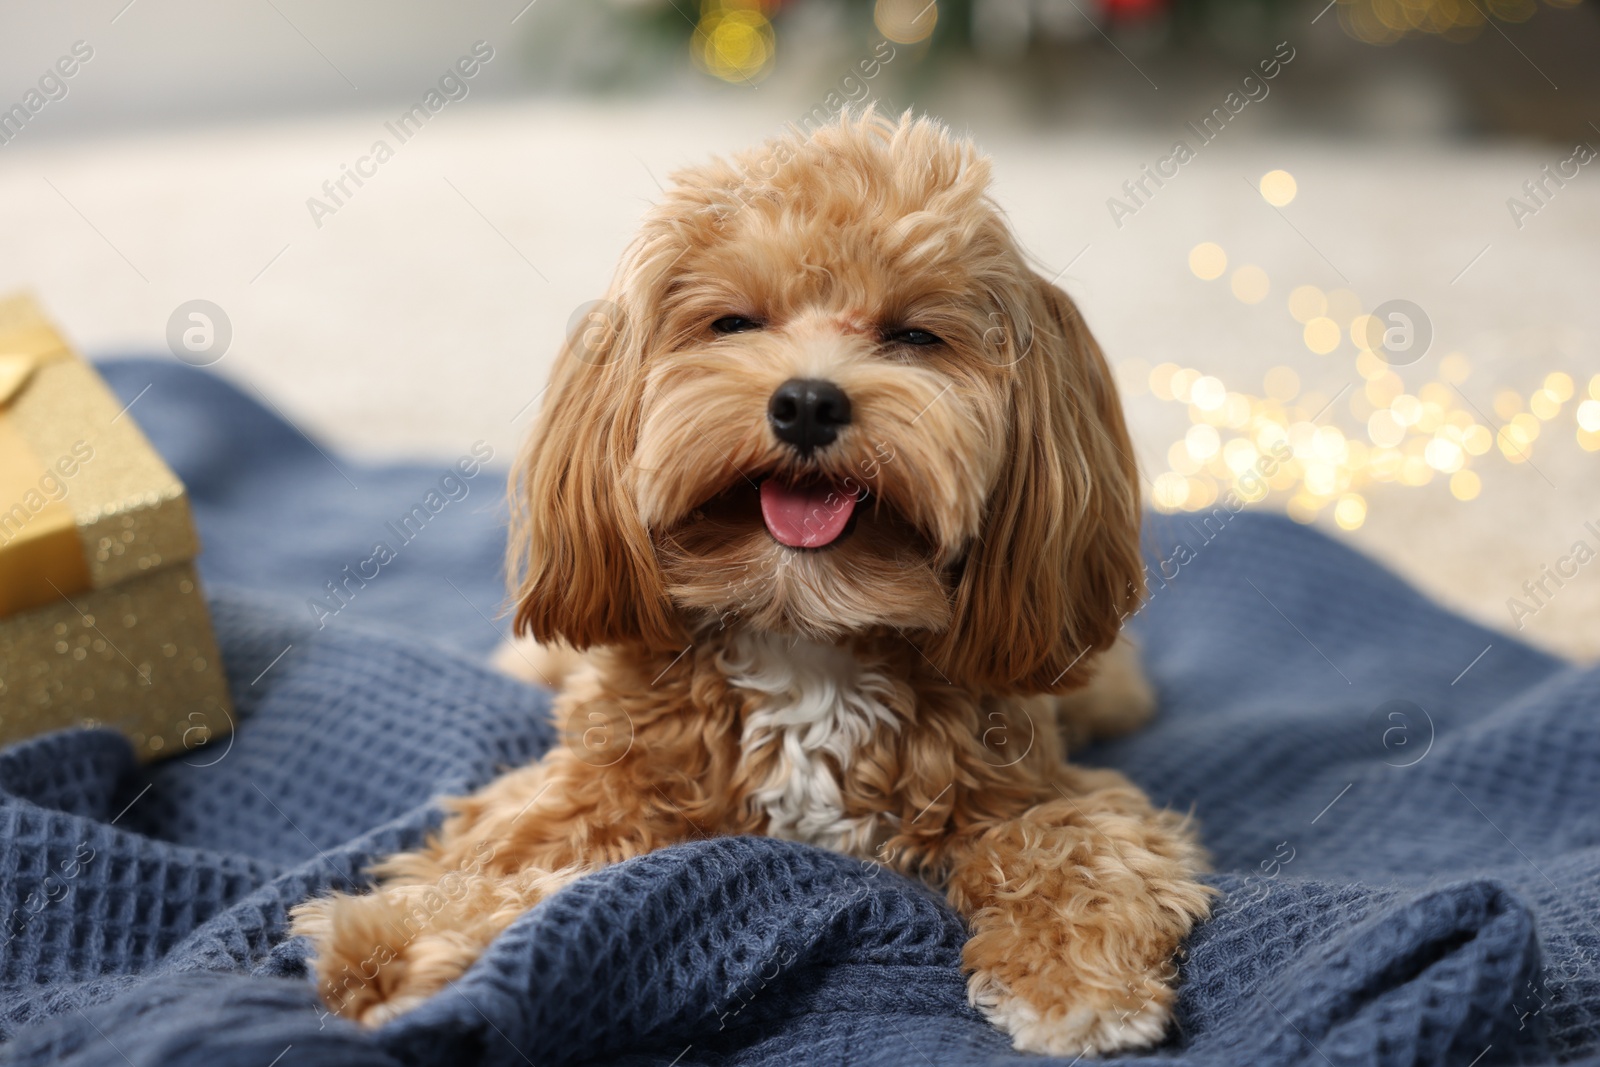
291,110,1212,1057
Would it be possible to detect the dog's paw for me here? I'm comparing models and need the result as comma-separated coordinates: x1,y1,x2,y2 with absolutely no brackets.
290,887,483,1028
967,967,1175,1057
290,866,576,1027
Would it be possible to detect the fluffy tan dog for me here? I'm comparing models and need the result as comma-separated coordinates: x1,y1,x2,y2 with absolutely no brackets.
292,111,1212,1056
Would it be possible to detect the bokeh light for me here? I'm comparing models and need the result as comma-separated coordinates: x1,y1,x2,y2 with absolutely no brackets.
1191,375,1227,410
1304,317,1341,354
1259,170,1298,206
1189,242,1228,280
1335,0,1575,45
1288,285,1327,323
1230,264,1270,304
1335,493,1367,530
875,0,939,43
693,1,776,84
1578,399,1600,433
1450,469,1482,501
1152,251,1589,529
1439,352,1472,383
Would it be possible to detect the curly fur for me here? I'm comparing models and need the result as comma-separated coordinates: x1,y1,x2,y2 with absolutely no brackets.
292,109,1212,1057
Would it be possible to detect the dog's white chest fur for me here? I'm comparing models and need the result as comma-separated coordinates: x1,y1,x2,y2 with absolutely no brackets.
722,632,899,854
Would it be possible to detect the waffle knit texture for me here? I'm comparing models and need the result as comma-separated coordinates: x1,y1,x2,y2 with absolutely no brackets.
0,359,1595,1067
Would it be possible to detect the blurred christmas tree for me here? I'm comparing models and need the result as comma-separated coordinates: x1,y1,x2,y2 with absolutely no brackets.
516,0,1596,138
528,0,1589,90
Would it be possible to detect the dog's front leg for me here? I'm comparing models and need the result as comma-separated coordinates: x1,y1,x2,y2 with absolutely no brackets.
291,705,719,1027
943,766,1214,1057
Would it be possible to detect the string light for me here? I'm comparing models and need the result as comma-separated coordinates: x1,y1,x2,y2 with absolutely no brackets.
1144,242,1591,524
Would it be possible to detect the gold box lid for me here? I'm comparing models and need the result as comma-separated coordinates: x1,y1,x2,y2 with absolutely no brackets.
0,293,201,616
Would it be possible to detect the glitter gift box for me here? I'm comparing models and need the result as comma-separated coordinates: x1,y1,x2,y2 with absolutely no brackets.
0,293,231,760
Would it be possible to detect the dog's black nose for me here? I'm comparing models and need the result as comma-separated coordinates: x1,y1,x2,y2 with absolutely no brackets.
768,378,852,453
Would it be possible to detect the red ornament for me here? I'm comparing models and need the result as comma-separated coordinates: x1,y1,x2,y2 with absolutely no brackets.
1100,0,1168,23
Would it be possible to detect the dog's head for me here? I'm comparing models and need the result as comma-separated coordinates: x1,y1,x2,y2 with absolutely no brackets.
510,112,1142,694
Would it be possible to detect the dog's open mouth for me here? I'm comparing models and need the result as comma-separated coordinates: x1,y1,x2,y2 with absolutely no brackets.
758,478,861,549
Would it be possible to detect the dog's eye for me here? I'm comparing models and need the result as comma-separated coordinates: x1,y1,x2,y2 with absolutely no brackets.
885,328,943,347
711,316,762,335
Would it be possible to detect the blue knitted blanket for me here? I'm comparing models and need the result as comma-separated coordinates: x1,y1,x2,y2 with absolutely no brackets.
1,359,1595,1067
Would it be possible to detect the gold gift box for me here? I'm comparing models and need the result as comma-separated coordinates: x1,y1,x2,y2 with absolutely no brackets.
0,293,231,760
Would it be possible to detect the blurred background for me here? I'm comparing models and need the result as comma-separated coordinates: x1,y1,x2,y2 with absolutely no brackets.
1,0,1596,657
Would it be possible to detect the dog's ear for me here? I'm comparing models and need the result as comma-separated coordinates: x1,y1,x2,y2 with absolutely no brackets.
930,273,1144,694
508,236,681,650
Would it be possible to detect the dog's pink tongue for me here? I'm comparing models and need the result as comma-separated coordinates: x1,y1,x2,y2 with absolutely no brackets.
759,479,856,548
